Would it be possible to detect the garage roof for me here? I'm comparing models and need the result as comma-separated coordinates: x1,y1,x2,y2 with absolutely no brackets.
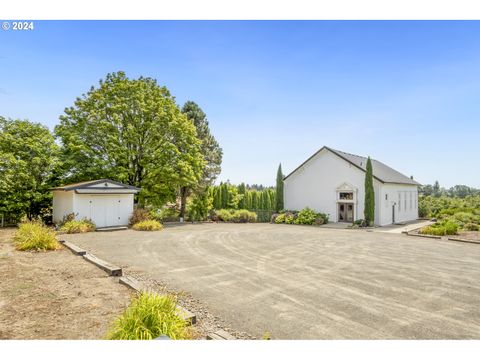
51,179,140,193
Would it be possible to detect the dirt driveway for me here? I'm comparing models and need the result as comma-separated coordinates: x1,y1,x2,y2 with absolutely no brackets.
0,228,133,339
63,223,480,339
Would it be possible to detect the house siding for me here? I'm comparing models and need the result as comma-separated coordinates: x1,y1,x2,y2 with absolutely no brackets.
284,148,418,226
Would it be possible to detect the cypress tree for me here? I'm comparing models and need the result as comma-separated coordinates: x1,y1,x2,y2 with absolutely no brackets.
221,183,228,208
264,191,271,210
246,191,252,209
238,183,246,209
251,191,258,210
275,164,284,212
269,189,276,210
214,186,222,209
364,157,375,226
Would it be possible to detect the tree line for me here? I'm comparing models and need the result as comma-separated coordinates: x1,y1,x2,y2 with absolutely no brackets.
419,181,480,198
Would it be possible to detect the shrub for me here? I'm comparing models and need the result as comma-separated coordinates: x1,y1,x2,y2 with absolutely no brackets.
129,207,151,225
270,213,279,223
418,202,429,218
443,220,458,235
59,212,76,226
316,212,329,225
151,208,180,223
464,223,480,231
214,209,257,223
274,213,286,224
215,209,233,222
14,221,59,251
294,207,317,225
453,212,477,224
132,220,163,231
60,219,96,233
230,209,257,223
314,216,325,225
106,292,191,340
419,225,446,236
285,213,295,224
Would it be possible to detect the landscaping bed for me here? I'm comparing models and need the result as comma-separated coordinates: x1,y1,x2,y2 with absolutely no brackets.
448,230,480,242
0,228,133,339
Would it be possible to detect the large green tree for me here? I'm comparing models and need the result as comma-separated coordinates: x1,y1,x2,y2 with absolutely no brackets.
275,163,284,211
364,157,375,225
178,101,222,217
0,117,59,220
55,72,204,206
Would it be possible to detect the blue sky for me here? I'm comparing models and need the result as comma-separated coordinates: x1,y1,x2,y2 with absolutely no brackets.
1,21,480,187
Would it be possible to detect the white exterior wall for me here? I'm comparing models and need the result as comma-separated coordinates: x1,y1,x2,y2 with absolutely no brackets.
284,149,418,226
284,148,382,223
378,184,418,226
52,191,74,224
73,193,134,227
53,190,134,227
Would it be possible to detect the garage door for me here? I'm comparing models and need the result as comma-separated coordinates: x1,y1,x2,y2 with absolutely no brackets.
90,196,120,228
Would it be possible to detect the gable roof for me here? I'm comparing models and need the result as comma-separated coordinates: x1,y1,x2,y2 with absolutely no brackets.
284,146,421,186
51,179,141,191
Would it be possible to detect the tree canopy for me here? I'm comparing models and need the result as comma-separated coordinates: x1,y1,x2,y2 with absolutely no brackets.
0,117,59,220
178,101,222,217
55,72,205,206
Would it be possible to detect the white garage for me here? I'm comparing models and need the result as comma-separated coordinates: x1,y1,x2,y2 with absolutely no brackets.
52,179,140,228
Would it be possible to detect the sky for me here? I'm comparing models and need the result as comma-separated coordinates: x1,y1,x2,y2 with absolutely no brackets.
1,20,480,188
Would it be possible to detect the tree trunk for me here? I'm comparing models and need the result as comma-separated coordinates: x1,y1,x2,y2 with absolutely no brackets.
179,186,188,218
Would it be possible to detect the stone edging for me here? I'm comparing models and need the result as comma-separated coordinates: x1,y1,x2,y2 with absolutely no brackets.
448,237,480,245
405,232,442,239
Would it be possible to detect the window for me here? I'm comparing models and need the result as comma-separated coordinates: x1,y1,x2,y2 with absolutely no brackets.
404,192,407,211
339,192,353,200
385,194,388,201
398,192,401,211
409,192,412,210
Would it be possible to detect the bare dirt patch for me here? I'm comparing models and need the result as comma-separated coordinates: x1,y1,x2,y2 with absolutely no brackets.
0,228,133,339
451,231,480,241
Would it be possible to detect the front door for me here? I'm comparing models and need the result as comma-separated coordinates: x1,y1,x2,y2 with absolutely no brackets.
338,203,354,222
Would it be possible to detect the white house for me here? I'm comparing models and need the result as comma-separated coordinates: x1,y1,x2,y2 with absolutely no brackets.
283,146,420,226
52,179,140,228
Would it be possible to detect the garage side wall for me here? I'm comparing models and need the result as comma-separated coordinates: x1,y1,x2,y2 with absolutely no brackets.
52,191,74,224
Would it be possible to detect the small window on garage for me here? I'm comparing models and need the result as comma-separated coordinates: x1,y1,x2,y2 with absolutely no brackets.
339,192,353,200
385,194,388,201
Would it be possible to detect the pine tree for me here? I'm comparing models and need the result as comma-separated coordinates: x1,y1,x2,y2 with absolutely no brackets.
275,164,284,212
364,157,375,226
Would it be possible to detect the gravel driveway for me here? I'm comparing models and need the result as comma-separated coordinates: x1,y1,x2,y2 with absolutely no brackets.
63,223,480,339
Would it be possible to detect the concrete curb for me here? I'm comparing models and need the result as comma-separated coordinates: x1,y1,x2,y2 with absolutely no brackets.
62,241,87,256
206,330,236,340
405,232,442,240
83,253,122,276
448,237,480,245
118,276,196,325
